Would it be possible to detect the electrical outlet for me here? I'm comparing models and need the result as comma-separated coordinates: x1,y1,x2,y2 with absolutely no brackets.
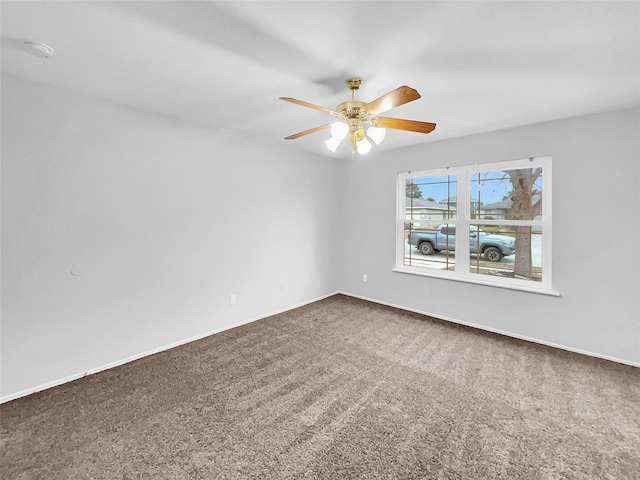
363,274,368,283
280,284,285,293
229,294,236,305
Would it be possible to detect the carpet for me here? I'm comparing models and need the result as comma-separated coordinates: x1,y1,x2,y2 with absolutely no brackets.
1,294,639,479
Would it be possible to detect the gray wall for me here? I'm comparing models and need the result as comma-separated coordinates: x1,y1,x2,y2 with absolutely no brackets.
1,75,341,399
2,74,638,401
337,107,639,365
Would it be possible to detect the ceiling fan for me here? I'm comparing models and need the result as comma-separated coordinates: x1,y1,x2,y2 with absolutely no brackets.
280,77,436,155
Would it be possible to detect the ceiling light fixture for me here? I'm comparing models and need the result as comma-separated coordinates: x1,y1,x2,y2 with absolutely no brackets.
324,136,341,153
281,78,436,155
366,125,386,145
322,78,384,155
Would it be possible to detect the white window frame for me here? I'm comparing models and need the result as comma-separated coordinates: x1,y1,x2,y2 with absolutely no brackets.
394,156,557,296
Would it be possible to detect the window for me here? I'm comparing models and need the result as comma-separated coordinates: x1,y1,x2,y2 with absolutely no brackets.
396,157,555,294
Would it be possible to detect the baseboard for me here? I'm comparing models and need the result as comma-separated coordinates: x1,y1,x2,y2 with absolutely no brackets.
0,292,339,404
338,292,640,368
4,290,636,403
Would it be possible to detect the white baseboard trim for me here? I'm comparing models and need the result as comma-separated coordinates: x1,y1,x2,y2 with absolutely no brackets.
0,292,339,404
3,290,636,403
338,292,640,368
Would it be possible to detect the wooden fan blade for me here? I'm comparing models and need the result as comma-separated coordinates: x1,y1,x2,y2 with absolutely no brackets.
284,124,331,140
280,97,339,116
363,86,421,116
375,117,436,134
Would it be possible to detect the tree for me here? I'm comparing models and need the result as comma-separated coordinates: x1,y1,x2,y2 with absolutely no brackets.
506,168,542,279
406,181,423,199
426,196,436,202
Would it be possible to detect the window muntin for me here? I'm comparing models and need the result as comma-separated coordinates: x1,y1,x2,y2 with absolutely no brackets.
397,157,553,294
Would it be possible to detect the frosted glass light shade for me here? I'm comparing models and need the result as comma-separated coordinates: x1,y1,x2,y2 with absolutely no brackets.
325,136,342,152
356,137,372,154
366,126,386,144
330,122,349,140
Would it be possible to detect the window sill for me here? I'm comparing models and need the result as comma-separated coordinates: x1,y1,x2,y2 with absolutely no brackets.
392,267,561,297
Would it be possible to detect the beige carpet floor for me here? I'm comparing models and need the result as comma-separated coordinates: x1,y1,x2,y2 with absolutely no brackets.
1,294,639,479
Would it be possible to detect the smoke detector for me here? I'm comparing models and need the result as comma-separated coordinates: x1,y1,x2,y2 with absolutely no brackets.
23,41,55,59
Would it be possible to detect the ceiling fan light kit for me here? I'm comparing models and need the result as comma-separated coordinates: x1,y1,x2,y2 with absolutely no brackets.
324,136,341,153
367,125,386,144
281,77,436,155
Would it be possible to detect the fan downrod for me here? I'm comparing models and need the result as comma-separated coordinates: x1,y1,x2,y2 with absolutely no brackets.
346,77,362,101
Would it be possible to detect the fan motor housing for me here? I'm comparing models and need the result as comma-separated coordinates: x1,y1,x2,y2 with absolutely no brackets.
336,101,367,119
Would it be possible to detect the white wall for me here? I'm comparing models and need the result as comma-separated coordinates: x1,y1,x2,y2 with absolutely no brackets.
2,74,638,401
337,107,640,365
1,75,341,399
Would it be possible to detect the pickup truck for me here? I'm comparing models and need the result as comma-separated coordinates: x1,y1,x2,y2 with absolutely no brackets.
408,225,516,262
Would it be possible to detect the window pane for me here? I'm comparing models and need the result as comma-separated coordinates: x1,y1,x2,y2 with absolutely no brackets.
471,168,543,221
404,174,457,271
404,222,456,271
405,175,457,222
468,225,543,282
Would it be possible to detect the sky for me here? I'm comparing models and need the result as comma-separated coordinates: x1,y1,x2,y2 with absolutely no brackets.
411,168,543,206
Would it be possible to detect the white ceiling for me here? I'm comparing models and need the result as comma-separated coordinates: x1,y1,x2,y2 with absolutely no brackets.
2,1,639,157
